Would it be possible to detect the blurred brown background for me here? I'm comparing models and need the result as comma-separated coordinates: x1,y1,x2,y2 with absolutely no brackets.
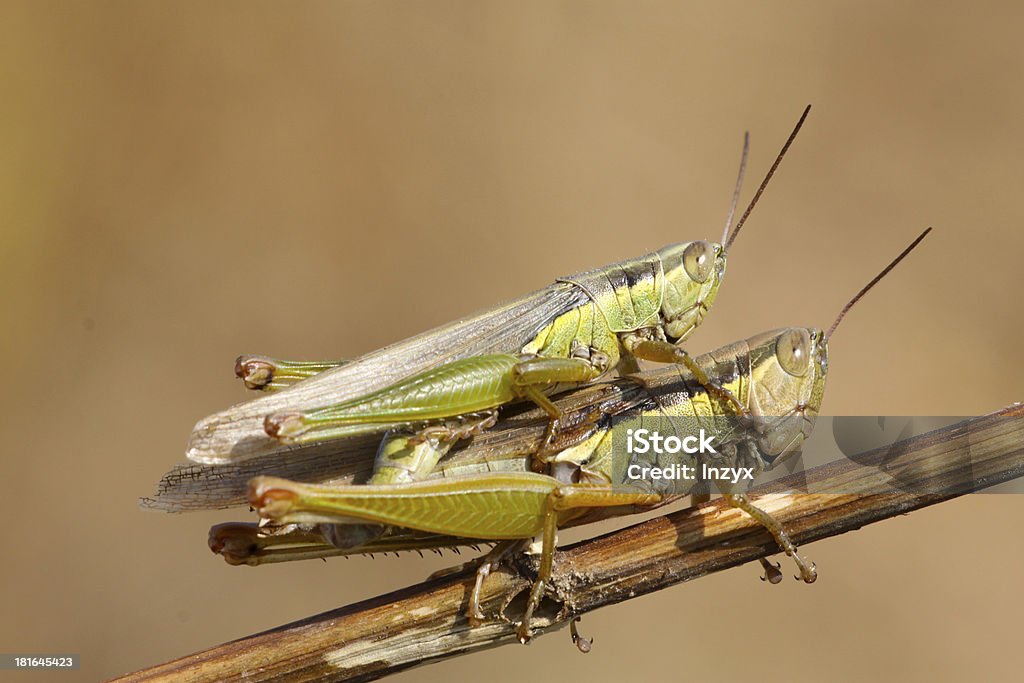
2,2,1022,681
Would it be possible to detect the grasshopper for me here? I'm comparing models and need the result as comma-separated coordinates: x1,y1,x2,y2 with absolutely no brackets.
187,108,810,467
226,224,931,643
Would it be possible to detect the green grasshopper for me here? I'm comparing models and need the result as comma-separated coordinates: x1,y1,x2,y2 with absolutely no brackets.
187,108,810,467
224,225,931,643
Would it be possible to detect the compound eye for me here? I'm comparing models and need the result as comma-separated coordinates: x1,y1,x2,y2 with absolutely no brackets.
682,240,716,284
776,328,811,377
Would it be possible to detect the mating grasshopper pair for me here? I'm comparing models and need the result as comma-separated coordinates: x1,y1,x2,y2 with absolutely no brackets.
207,230,928,643
182,108,930,643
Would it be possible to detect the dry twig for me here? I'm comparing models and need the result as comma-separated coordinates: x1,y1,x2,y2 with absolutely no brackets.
115,405,1024,683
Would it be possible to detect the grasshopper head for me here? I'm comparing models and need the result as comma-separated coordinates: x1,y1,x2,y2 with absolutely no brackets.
657,240,727,342
739,229,931,473
654,108,811,343
744,327,828,470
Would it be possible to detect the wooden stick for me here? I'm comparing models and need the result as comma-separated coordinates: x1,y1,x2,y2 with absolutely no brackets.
115,404,1024,683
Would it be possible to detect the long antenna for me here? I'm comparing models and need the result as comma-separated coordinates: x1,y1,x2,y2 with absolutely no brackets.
724,104,812,252
720,132,750,246
825,227,933,341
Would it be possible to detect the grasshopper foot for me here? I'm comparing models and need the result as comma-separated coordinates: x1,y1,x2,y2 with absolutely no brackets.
703,380,749,419
793,558,817,583
529,419,563,473
570,617,593,653
466,540,523,627
722,492,817,585
759,557,783,584
466,565,493,626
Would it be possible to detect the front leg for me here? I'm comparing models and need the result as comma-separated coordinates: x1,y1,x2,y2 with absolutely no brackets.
722,491,817,583
620,332,749,418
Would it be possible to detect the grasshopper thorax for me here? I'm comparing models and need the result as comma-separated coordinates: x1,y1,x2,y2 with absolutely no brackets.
656,240,727,342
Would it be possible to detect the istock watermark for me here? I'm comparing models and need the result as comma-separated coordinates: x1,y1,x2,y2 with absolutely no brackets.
608,415,1024,496
624,428,755,485
625,428,717,455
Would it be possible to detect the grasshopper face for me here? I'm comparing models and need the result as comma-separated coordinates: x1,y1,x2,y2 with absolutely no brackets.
744,327,829,471
657,240,727,342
